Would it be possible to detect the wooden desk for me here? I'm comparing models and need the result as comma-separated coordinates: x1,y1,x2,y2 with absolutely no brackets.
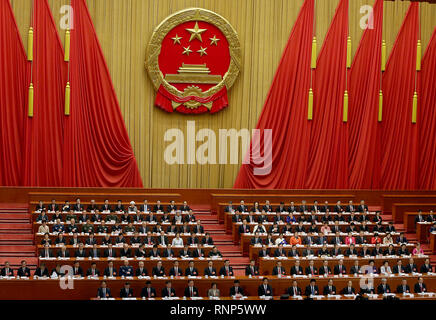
38,257,225,274
224,212,378,234
2,275,435,300
232,221,390,244
382,194,436,215
248,244,415,260
258,256,427,275
239,233,398,255
430,233,436,254
37,245,213,257
417,223,433,243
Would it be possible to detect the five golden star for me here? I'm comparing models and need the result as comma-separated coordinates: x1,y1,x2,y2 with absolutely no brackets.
197,46,208,56
209,35,220,46
182,46,193,55
186,22,207,42
171,34,182,45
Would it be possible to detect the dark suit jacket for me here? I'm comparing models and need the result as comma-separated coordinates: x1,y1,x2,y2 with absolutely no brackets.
219,266,234,276
245,265,259,276
120,288,134,298
184,267,199,276
323,285,337,295
97,287,112,298
287,286,302,296
304,285,319,296
152,266,165,276
184,286,199,297
204,267,217,276
341,286,356,294
161,287,176,297
396,285,411,294
414,283,427,293
103,267,117,277
358,204,368,212
141,287,156,298
0,267,14,276
377,284,391,293
86,268,100,276
34,267,49,277
169,267,183,276
135,268,148,277
230,286,244,296
258,284,273,296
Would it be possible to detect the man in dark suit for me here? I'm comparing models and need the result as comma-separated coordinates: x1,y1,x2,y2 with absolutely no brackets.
377,278,391,293
258,278,273,296
287,280,302,297
290,260,304,276
415,210,425,223
396,279,411,294
74,243,87,258
185,261,199,276
245,260,260,276
334,201,343,213
239,220,251,234
224,201,234,213
405,258,418,273
357,200,368,212
103,261,117,277
318,260,332,276
258,245,270,258
272,261,286,276
299,200,308,213
237,200,248,213
103,244,117,258
86,262,100,277
97,281,111,298
73,198,84,212
72,261,84,277
89,244,101,258
184,280,199,297
323,279,337,295
219,260,234,276
334,259,347,275
341,281,356,295
119,259,134,277
305,279,319,296
0,261,14,277
287,202,298,213
48,199,59,212
169,261,183,277
153,200,164,212
141,281,156,298
192,244,205,258
230,280,244,296
305,260,318,276
100,200,112,212
34,263,49,277
136,261,148,277
120,282,134,298
393,260,405,274
161,281,176,297
414,277,427,293
204,261,217,276
345,200,355,213
420,258,433,273
152,261,165,277
167,200,178,213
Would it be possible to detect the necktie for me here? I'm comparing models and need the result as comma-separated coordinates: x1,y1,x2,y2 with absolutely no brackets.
251,267,254,274
311,286,314,294
92,269,95,276
278,267,280,274
294,287,297,295
103,288,106,297
175,267,178,275
235,287,238,294
339,265,342,273
190,287,193,297
148,288,151,297
311,267,314,274
404,286,406,292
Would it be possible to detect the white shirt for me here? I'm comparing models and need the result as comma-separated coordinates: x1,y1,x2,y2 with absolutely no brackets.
172,237,184,246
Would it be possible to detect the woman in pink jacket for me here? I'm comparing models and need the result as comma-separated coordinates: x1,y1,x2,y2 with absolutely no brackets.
345,232,356,245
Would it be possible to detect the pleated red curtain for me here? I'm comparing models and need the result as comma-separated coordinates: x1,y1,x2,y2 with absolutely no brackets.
0,0,29,186
381,2,419,190
233,0,314,188
62,0,143,187
348,0,383,189
306,0,349,189
418,28,436,189
22,0,68,187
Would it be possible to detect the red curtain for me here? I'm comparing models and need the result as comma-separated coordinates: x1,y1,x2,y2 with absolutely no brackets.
233,0,314,188
306,0,349,189
0,0,29,186
63,0,143,187
22,0,68,187
381,3,419,190
418,28,436,189
348,0,383,189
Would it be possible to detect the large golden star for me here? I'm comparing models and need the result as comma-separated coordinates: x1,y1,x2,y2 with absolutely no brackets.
209,35,220,46
186,22,207,42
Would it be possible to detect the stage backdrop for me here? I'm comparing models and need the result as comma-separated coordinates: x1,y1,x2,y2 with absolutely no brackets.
9,0,436,188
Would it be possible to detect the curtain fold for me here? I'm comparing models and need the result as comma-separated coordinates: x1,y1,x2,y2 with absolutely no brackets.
0,0,29,186
348,0,383,189
233,0,314,188
22,0,68,187
306,0,349,189
62,0,143,187
381,2,419,190
418,28,436,189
